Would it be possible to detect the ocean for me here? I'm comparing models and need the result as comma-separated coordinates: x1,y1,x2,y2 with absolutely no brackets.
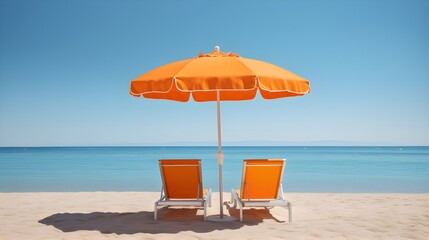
0,146,428,193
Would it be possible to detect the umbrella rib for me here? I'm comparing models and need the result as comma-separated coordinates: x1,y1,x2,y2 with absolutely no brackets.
236,57,258,77
171,57,197,85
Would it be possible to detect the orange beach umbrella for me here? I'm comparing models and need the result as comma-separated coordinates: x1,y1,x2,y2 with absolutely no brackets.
130,46,310,220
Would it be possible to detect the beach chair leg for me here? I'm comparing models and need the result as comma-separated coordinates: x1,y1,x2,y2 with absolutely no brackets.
288,202,292,222
209,189,212,207
239,203,243,222
154,202,158,220
231,189,238,208
204,204,207,221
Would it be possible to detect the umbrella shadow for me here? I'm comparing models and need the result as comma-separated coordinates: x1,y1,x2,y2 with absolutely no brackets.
38,206,262,235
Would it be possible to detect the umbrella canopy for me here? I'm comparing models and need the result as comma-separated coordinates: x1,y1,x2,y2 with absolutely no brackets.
130,47,310,220
130,46,309,102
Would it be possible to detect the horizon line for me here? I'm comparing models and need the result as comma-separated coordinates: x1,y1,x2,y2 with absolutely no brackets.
1,145,428,148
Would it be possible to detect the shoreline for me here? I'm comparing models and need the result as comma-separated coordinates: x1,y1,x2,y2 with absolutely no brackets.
1,192,428,239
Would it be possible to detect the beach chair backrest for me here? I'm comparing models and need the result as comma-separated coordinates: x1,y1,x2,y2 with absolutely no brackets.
240,159,285,200
159,159,203,199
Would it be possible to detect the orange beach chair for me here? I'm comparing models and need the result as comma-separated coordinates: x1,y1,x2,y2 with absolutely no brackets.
154,159,212,221
230,159,292,222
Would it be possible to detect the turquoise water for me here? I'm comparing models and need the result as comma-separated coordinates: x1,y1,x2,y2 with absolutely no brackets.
0,146,428,193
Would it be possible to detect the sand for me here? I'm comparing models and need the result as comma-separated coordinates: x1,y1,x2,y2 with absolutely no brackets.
0,192,428,240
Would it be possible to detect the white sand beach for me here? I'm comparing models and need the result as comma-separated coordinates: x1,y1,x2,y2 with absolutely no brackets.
0,192,428,240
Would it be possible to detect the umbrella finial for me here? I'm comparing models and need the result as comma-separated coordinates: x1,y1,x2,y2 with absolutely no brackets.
214,46,220,52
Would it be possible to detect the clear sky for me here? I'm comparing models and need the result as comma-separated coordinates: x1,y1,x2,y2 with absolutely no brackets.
0,0,428,146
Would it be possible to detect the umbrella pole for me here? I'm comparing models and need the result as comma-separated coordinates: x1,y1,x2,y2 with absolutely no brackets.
216,90,224,218
208,90,234,221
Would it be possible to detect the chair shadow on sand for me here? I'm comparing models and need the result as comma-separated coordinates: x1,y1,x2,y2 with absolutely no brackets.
39,203,284,235
225,203,286,223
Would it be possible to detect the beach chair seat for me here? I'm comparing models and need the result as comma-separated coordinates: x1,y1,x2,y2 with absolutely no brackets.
230,159,292,222
154,159,212,221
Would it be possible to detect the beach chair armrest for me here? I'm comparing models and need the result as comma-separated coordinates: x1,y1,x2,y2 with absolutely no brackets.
204,189,212,207
159,186,167,201
231,189,241,202
278,184,285,200
203,189,212,221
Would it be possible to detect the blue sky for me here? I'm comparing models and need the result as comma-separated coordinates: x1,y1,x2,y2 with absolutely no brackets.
0,0,428,146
